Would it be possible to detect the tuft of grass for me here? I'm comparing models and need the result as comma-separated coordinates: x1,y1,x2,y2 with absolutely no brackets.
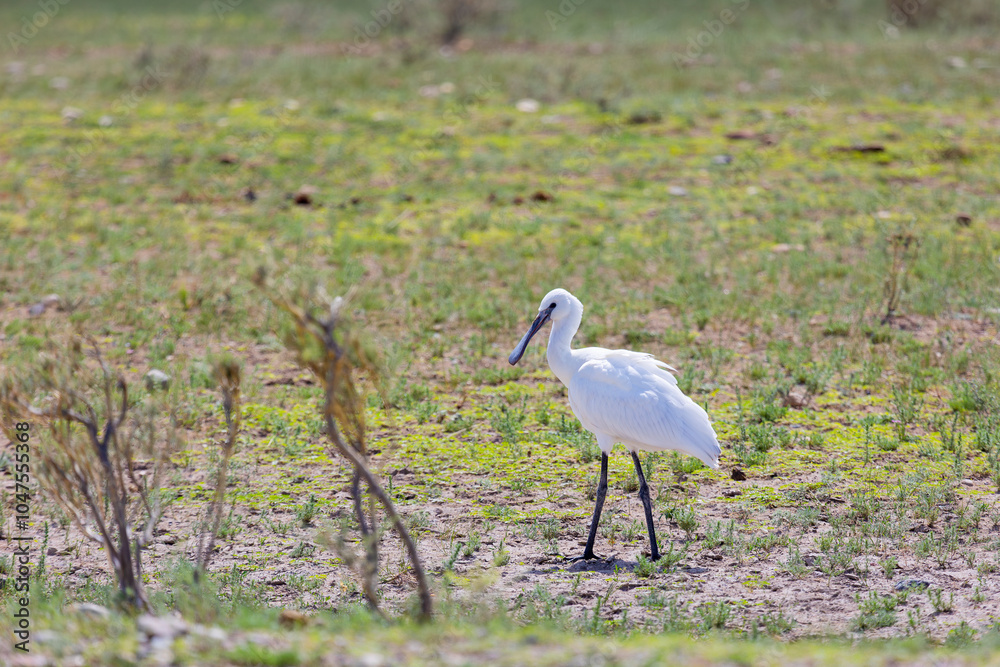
929,588,955,614
881,555,899,580
756,610,795,636
634,555,657,579
493,538,511,567
675,506,699,539
945,621,978,648
696,601,731,633
295,494,319,527
852,592,903,631
750,390,788,423
462,531,482,558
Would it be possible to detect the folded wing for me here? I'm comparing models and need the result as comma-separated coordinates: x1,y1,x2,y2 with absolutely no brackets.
568,353,721,468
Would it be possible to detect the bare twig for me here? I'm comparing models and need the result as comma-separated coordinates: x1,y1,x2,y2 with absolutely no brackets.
0,340,179,612
255,272,432,622
194,358,243,580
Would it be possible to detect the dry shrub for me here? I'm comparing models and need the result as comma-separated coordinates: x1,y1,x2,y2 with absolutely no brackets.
254,271,432,622
0,340,179,611
193,358,242,580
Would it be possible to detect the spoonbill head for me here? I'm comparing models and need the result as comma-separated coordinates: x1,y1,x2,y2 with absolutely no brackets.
508,288,581,368
508,288,722,562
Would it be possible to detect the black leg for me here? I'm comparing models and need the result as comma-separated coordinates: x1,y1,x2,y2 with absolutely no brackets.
569,452,608,562
631,451,660,561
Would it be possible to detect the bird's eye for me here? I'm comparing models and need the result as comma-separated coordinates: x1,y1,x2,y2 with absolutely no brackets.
550,302,557,308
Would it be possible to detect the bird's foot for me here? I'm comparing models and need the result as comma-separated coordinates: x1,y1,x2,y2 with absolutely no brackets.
566,552,601,563
568,551,618,564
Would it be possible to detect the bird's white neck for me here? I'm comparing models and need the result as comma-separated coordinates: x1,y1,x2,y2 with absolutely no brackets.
546,305,583,387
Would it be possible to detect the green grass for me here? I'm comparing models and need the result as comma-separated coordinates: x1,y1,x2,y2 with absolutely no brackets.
2,0,1000,663
9,582,1000,666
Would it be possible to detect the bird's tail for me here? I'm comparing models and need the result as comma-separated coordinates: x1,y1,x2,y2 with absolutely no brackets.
677,402,722,469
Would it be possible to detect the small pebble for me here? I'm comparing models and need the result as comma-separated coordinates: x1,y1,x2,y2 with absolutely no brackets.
138,613,188,639
515,98,540,113
894,579,931,592
145,370,171,391
358,653,385,667
35,629,61,644
190,624,227,641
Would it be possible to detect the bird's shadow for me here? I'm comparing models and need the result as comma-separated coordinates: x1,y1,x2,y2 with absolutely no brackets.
565,555,631,573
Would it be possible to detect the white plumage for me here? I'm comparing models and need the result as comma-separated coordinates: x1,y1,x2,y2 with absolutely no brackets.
508,287,722,561
570,352,720,466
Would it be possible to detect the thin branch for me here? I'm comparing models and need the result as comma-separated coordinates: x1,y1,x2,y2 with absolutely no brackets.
324,410,432,622
195,359,242,579
257,274,433,622
0,341,175,612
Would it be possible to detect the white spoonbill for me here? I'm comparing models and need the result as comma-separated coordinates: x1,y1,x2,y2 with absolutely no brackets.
508,288,721,562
